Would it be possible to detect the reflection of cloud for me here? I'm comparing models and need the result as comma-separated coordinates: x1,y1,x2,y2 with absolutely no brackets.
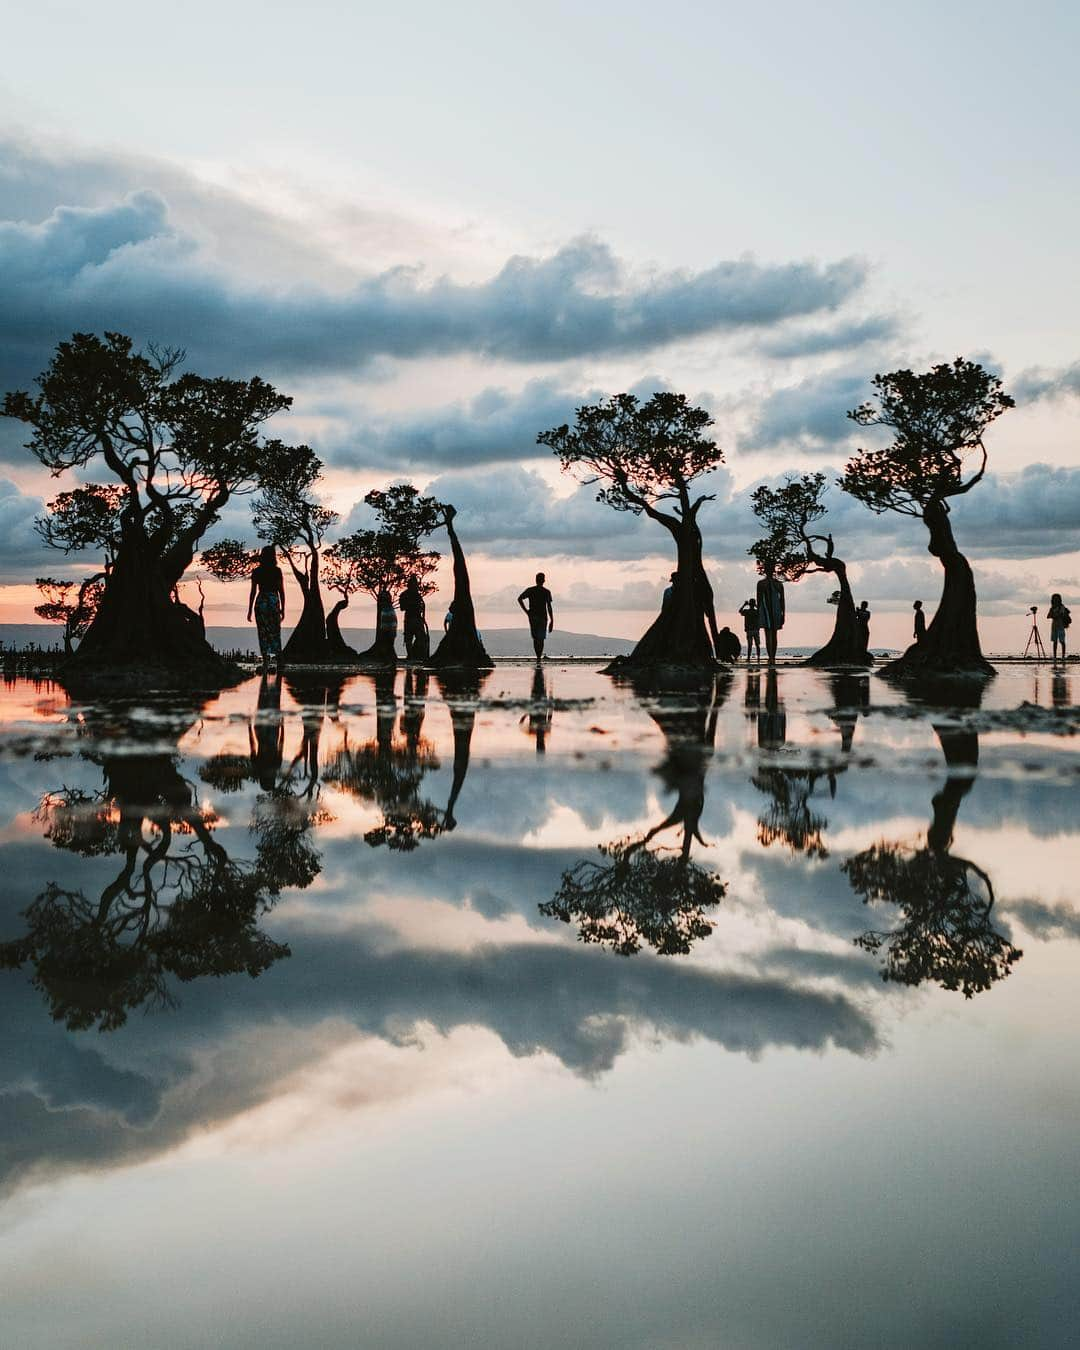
1005,900,1080,940
0,911,878,1196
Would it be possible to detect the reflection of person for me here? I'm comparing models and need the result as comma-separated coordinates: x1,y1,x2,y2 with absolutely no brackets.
518,572,554,660
399,576,428,660
522,664,554,754
757,668,786,750
1052,670,1071,710
739,598,761,660
756,565,785,665
377,588,398,654
247,544,286,673
716,626,741,662
913,599,926,643
856,600,871,654
250,671,285,790
1048,593,1071,661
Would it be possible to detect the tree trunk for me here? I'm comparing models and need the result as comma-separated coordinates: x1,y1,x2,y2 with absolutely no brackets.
884,499,993,679
282,549,334,663
431,515,493,669
325,597,358,660
70,529,235,685
605,523,715,672
805,559,872,666
357,598,398,665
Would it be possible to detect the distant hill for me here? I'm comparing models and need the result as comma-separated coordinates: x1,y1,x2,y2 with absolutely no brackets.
0,624,637,660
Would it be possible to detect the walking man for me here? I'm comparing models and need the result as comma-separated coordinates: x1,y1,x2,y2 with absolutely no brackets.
518,572,554,660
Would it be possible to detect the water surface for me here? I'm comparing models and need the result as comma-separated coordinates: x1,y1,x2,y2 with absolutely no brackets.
1,663,1078,1348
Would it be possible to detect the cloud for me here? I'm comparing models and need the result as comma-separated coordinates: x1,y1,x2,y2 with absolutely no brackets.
741,366,871,453
756,314,902,360
0,159,869,389
1012,361,1080,403
0,479,52,582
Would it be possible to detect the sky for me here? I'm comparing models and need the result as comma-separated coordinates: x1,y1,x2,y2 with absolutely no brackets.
1,0,1078,650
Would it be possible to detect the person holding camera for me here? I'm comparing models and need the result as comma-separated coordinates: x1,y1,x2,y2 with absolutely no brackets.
1048,593,1071,661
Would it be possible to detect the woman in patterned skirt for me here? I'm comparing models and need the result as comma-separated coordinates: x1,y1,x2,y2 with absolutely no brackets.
247,545,286,672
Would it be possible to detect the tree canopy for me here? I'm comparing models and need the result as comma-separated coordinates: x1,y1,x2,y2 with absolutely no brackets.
841,359,1013,517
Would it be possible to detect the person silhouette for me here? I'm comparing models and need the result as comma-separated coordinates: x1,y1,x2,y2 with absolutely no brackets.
856,600,871,656
913,599,926,643
1048,593,1071,661
738,597,761,660
247,544,286,674
716,626,741,662
756,564,785,665
399,576,428,661
518,571,554,660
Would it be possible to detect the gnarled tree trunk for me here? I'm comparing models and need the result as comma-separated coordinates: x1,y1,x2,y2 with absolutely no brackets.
283,549,334,663
325,597,357,660
71,528,232,684
605,521,715,672
806,559,871,667
431,514,493,669
885,499,993,679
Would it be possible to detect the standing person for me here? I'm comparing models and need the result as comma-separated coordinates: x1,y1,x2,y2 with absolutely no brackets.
1048,593,1071,661
518,572,554,660
756,564,785,665
399,576,428,661
443,601,455,634
856,600,871,658
739,597,761,661
913,599,926,643
376,587,398,656
247,544,286,674
661,571,678,611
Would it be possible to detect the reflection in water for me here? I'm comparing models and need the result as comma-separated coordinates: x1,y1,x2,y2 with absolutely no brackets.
325,670,444,849
843,702,1022,997
521,664,554,753
751,672,867,859
0,698,290,1031
540,675,728,955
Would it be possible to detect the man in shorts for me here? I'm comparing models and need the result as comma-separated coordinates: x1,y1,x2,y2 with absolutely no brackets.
518,572,554,660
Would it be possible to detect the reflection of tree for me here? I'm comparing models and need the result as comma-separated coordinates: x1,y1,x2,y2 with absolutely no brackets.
843,709,1021,997
1,701,290,1031
750,671,867,859
200,671,338,890
541,674,728,955
324,670,445,850
436,670,490,830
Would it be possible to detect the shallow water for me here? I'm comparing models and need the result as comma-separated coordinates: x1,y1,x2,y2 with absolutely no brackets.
1,662,1078,1349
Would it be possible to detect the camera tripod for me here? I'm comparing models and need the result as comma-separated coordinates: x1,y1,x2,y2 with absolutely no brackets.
1024,613,1047,659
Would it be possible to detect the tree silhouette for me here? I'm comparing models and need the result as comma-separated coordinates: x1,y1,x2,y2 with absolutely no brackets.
749,472,868,666
0,703,290,1030
253,445,338,663
36,483,123,571
322,529,438,665
2,332,293,681
541,675,728,954
841,360,1013,677
842,717,1020,996
34,576,105,655
429,504,493,668
538,392,723,669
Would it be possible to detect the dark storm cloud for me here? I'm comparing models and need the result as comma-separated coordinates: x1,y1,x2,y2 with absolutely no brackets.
0,170,869,389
